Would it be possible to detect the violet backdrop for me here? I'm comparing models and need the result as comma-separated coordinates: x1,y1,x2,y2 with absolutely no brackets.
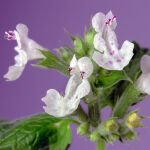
0,0,150,149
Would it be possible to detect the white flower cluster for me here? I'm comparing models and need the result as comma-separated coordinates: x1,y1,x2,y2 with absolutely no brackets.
5,11,149,117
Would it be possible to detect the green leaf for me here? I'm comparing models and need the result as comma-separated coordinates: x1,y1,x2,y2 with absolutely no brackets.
57,47,73,64
112,84,141,118
50,120,71,150
94,70,130,89
0,114,72,150
0,120,17,138
36,50,69,76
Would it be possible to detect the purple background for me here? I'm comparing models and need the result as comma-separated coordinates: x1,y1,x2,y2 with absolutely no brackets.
0,0,150,149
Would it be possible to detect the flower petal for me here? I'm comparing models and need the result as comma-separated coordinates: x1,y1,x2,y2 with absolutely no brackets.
42,89,67,117
3,49,27,81
105,28,118,52
74,79,91,99
119,40,134,67
135,74,150,95
70,55,78,68
92,12,105,33
3,65,25,81
140,55,150,74
78,57,93,78
42,89,61,106
93,33,107,52
92,51,117,70
16,24,29,37
65,75,81,99
16,24,44,60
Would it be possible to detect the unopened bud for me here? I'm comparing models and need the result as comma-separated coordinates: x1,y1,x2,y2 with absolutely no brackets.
103,118,118,133
74,38,86,55
126,112,143,129
77,123,89,136
90,131,100,142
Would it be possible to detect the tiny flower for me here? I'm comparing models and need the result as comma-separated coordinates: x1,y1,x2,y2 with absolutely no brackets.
42,56,93,117
4,24,45,81
92,11,134,70
42,75,91,117
126,112,143,129
135,55,150,94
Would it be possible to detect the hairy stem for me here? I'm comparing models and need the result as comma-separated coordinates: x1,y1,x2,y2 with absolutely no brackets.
96,140,105,150
88,100,100,127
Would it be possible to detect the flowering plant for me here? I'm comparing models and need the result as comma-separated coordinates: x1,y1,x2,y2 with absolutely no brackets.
1,11,150,150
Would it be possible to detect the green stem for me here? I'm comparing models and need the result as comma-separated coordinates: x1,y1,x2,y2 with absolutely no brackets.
96,140,105,150
88,101,100,127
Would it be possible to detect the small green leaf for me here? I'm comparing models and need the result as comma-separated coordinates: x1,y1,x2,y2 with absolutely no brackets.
0,114,72,150
94,70,129,89
36,50,69,76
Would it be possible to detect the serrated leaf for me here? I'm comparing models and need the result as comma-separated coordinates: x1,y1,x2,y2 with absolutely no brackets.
36,50,69,76
0,114,72,150
50,121,71,150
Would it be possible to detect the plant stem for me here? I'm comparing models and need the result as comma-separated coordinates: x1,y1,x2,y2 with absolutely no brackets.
88,101,100,127
96,140,105,150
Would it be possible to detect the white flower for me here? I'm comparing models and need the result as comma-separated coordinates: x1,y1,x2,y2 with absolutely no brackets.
42,55,93,117
135,55,150,95
92,11,134,70
4,24,45,81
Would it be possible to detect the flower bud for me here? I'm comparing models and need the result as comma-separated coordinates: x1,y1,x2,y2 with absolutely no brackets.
77,123,89,136
74,38,86,55
126,112,143,129
90,131,100,142
103,118,118,133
